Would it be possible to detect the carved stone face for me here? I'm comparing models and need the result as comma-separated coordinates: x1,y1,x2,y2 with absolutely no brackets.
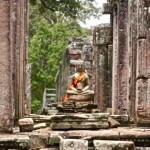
76,65,85,72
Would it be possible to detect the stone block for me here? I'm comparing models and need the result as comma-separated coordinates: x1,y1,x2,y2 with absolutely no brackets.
137,0,147,38
33,123,46,130
50,121,109,130
60,139,88,150
68,49,82,55
70,60,84,66
110,115,129,126
18,118,34,125
93,25,112,45
137,39,148,78
93,140,135,150
18,118,34,132
40,147,59,150
0,135,29,149
136,79,150,126
69,54,81,60
49,134,62,146
84,61,92,69
102,3,112,14
29,133,49,149
27,114,52,123
108,117,120,128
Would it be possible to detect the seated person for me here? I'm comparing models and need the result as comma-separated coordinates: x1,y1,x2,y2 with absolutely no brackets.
67,63,90,94
62,61,94,102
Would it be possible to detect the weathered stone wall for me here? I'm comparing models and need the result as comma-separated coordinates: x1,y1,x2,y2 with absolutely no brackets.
0,0,29,131
56,37,93,101
135,0,150,126
106,0,150,125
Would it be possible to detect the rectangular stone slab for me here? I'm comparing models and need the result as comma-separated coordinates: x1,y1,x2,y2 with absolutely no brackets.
93,140,135,150
0,135,29,149
59,130,120,140
50,113,109,122
60,139,88,150
50,121,109,130
110,115,129,126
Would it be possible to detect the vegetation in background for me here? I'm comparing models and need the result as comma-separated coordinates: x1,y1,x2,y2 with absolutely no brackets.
29,1,101,113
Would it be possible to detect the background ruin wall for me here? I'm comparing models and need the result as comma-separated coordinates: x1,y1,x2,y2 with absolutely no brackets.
56,37,93,102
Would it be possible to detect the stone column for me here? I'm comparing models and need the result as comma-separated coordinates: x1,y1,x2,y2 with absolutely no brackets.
111,0,129,115
136,0,150,126
0,0,14,132
111,2,119,114
13,0,28,119
93,25,112,111
127,0,138,119
0,0,28,131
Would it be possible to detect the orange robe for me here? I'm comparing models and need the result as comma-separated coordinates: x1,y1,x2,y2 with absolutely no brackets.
62,72,86,102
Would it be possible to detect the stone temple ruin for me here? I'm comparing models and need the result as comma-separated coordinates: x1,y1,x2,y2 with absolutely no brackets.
0,0,150,150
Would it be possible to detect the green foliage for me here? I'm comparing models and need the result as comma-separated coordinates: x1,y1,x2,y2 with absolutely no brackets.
32,99,42,113
29,0,101,20
29,0,101,25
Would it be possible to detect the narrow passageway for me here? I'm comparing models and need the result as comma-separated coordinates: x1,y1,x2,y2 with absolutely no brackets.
0,0,150,150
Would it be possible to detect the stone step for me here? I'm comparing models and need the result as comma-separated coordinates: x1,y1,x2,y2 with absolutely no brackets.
50,113,109,130
50,121,109,130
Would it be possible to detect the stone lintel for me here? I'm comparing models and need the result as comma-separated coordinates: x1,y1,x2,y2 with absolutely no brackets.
102,3,112,14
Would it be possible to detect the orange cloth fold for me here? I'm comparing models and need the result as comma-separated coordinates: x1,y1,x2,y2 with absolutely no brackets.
61,72,86,102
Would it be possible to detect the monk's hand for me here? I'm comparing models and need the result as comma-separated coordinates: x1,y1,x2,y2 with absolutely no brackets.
77,89,82,93
72,87,78,92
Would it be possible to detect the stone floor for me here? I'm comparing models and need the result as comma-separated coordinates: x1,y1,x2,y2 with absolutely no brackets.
1,127,150,149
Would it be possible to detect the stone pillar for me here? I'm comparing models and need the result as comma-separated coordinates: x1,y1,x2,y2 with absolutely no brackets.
0,0,13,132
13,0,28,119
93,25,112,111
127,0,138,119
136,0,150,126
0,0,28,131
111,0,129,115
25,64,31,115
111,2,119,114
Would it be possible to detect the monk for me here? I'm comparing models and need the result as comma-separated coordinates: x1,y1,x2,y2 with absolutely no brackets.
68,64,90,94
62,62,93,102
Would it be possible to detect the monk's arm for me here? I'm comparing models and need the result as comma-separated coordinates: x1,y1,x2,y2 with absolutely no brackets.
82,76,90,92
